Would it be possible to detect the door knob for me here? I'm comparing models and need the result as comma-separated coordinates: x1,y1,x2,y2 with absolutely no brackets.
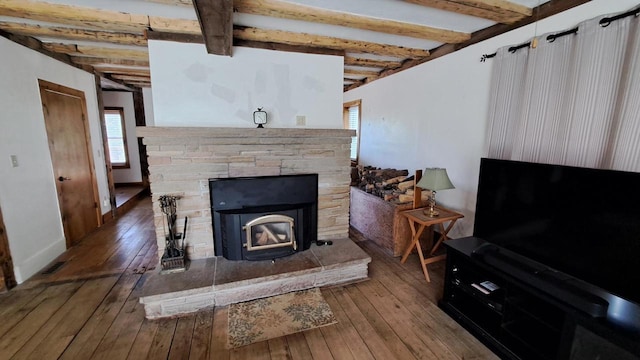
58,176,71,182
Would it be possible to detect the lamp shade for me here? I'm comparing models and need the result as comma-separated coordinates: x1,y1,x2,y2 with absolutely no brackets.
416,168,455,191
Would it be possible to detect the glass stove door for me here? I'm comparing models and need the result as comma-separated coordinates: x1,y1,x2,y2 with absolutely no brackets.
243,214,296,251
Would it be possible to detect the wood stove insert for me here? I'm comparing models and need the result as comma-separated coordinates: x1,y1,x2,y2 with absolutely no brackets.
209,174,318,261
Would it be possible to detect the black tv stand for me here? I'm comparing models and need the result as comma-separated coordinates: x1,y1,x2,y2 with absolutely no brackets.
440,237,640,360
471,242,609,318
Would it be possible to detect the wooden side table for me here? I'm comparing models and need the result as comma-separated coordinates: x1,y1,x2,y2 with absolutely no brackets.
400,206,464,282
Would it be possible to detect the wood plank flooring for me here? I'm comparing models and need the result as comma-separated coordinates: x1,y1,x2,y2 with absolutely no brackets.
0,197,498,360
114,185,146,207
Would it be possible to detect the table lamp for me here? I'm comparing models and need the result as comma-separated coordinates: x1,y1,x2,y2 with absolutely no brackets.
416,168,455,217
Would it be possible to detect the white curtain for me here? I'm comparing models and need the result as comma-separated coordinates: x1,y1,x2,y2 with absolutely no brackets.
486,7,640,172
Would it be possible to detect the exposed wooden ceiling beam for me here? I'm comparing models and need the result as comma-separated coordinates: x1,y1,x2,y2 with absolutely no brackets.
43,43,149,61
110,74,152,82
234,39,344,56
70,57,150,67
148,17,201,34
347,0,590,91
146,29,345,56
146,29,203,43
403,0,532,24
0,22,147,46
344,57,402,68
94,67,151,77
123,82,152,88
234,26,430,58
234,0,470,43
101,82,135,91
0,0,580,94
100,77,136,91
143,0,532,27
0,28,90,72
193,0,233,55
344,69,380,77
344,79,364,90
0,1,201,36
0,0,149,33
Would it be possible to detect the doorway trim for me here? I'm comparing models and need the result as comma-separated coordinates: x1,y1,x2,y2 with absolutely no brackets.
38,79,102,248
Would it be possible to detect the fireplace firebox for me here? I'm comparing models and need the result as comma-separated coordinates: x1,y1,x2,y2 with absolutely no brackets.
209,174,318,261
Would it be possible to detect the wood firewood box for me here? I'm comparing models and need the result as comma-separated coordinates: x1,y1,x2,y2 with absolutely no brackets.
349,186,431,257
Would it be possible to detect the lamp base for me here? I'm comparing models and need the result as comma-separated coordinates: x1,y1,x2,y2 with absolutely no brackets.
423,208,439,217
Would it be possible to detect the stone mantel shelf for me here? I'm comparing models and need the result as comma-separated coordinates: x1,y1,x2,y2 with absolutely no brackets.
137,126,356,138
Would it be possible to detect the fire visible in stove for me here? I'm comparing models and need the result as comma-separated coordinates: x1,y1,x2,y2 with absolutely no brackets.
244,215,296,252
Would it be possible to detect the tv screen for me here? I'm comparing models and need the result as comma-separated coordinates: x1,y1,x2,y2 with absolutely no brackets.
474,158,640,305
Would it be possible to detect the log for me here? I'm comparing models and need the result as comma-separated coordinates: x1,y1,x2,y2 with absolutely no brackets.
397,180,414,191
384,193,396,201
265,225,283,244
255,231,269,246
371,168,408,179
382,175,406,186
256,225,285,245
398,194,414,203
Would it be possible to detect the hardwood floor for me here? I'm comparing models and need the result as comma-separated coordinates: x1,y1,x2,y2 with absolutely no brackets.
114,185,147,208
0,197,498,360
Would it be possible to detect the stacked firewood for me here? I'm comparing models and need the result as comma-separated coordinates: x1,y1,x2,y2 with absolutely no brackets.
354,165,431,203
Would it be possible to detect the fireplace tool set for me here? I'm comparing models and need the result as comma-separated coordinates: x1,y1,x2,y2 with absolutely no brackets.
159,195,188,272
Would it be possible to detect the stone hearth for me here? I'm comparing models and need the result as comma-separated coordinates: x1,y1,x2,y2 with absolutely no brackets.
139,237,370,319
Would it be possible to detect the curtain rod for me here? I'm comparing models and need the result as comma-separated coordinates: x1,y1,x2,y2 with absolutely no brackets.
480,5,640,62
600,7,640,27
480,53,496,62
480,41,530,61
509,42,531,53
547,27,578,42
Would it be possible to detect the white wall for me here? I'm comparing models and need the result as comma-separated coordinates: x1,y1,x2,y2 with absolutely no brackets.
0,37,111,283
344,0,640,237
142,87,155,126
102,91,142,184
148,41,344,128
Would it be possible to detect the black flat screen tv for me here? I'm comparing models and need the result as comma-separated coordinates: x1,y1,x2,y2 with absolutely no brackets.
473,158,640,306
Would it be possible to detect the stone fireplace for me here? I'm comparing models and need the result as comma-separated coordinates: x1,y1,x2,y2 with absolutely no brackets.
136,127,373,319
135,127,355,261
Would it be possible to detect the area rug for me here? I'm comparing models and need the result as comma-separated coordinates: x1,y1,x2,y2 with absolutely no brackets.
227,287,337,348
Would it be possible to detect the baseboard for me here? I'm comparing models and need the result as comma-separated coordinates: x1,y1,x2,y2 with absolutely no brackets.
102,210,114,224
12,237,66,283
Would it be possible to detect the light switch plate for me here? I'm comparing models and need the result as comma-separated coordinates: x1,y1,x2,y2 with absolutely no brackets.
296,115,306,126
10,155,18,167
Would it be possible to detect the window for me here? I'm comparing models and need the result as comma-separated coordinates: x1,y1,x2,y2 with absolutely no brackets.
104,107,130,169
343,100,361,162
